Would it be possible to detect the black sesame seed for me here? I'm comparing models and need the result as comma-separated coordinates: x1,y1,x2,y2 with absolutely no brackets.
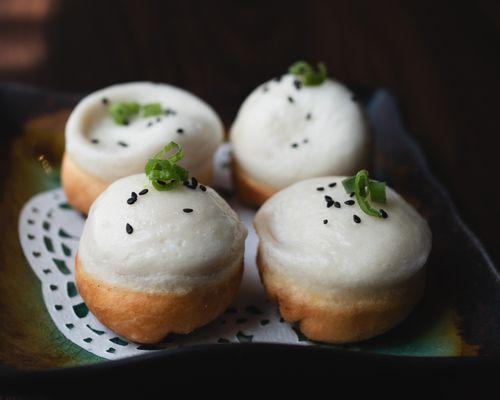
176,128,184,134
303,138,309,144
199,185,207,192
183,177,198,189
353,215,361,224
131,191,137,199
164,108,176,115
323,219,328,225
123,120,129,126
274,75,282,82
306,112,312,120
91,138,99,144
325,196,334,208
139,189,148,195
293,80,302,90
183,208,193,213
287,96,294,104
350,192,355,197
118,141,128,147
126,223,133,234
380,209,388,219
147,121,153,127
127,197,136,205
101,97,109,105
344,200,355,206
156,117,161,123
291,143,299,148
262,85,269,92
328,182,337,188
334,201,341,208
316,187,325,191
157,180,166,185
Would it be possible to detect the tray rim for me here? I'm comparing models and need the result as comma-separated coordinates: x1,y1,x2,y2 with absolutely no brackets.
0,82,499,379
2,342,500,379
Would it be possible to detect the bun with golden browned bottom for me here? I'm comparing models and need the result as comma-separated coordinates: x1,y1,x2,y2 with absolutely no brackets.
257,252,425,343
254,176,432,343
76,173,247,343
63,81,223,213
230,71,370,206
76,255,243,343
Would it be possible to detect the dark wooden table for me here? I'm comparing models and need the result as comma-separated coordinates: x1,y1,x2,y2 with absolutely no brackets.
1,0,499,263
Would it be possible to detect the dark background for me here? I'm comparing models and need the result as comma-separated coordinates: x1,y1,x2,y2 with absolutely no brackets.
1,0,499,263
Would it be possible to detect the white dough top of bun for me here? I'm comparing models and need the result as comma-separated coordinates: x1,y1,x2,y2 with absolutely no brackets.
65,82,223,182
254,176,431,290
78,174,247,293
230,75,369,190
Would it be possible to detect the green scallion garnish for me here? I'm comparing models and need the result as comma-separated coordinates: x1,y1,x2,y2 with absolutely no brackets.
142,103,163,117
342,170,387,218
108,102,166,125
145,142,189,191
109,102,140,125
289,61,328,86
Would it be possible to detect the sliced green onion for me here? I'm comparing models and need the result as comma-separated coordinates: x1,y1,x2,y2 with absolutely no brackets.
109,102,140,125
289,61,328,86
108,101,166,124
369,180,386,203
289,61,310,76
145,142,188,191
342,176,356,194
354,170,380,217
142,103,163,117
342,170,387,218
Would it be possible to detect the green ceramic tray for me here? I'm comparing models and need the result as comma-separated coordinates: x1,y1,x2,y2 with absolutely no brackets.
0,83,498,379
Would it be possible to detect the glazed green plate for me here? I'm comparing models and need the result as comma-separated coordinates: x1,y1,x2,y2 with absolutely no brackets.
0,83,498,378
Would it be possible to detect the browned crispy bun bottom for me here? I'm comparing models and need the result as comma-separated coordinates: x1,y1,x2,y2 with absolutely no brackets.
75,255,243,343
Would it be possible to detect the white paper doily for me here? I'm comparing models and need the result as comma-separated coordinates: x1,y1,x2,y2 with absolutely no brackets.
18,144,309,360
